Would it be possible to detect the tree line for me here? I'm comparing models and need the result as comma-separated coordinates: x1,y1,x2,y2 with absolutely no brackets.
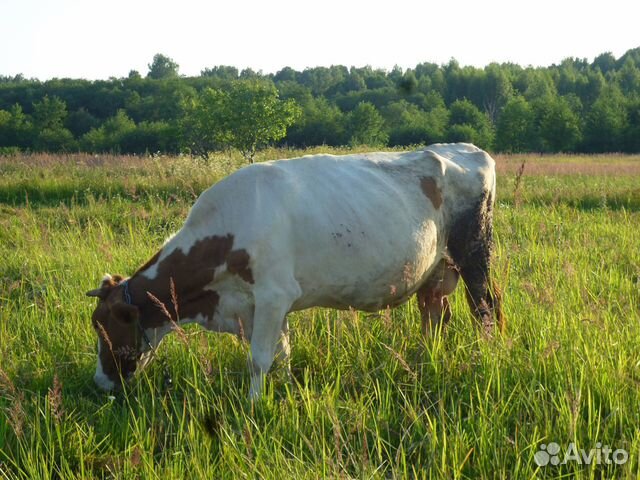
1,49,639,156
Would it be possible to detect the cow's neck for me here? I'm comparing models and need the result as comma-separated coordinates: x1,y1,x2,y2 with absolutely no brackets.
124,234,237,330
127,270,216,330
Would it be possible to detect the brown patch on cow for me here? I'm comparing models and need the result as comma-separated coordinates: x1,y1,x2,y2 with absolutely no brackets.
129,234,236,325
132,250,162,277
180,289,221,324
126,235,254,326
226,249,254,284
420,176,442,209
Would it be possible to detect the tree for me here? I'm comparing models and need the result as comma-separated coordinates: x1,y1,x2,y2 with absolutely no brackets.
592,52,616,74
286,96,345,147
81,110,136,152
32,96,76,151
624,98,640,151
274,67,297,83
66,107,100,137
483,64,514,123
179,88,229,159
616,59,640,96
397,71,418,94
33,95,67,130
0,104,32,149
181,81,300,162
583,86,627,152
223,80,300,162
533,96,582,152
345,102,388,146
522,69,557,101
201,66,239,81
383,100,447,146
446,99,494,149
121,121,177,154
495,96,535,152
147,53,179,80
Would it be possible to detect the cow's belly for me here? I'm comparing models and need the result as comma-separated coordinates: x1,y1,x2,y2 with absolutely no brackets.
290,219,442,312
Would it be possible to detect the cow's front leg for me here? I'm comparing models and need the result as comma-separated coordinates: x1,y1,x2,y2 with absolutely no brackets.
248,291,295,401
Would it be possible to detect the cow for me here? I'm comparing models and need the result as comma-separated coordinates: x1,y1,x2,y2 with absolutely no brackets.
86,143,501,399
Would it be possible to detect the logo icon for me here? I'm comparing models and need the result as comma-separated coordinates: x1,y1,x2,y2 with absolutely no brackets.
534,442,561,466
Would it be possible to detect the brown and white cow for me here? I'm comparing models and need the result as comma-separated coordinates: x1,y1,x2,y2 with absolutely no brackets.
87,143,501,398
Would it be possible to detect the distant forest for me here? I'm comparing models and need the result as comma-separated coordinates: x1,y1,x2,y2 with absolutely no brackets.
1,48,639,155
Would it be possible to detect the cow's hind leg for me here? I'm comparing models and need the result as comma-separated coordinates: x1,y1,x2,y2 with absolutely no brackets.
417,258,459,335
447,191,503,331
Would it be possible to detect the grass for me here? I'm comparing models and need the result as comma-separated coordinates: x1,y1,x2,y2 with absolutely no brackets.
0,148,639,479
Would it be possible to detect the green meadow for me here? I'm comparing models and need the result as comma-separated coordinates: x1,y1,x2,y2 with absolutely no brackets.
1,149,639,479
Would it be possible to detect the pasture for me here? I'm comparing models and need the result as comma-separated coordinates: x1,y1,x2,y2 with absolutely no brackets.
1,149,639,479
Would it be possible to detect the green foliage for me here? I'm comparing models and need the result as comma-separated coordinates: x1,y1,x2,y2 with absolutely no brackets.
624,98,640,151
179,88,230,159
31,96,76,151
147,53,180,80
200,65,239,81
397,70,418,94
447,99,494,149
584,86,628,152
495,96,535,152
33,95,67,130
616,59,640,96
121,121,177,154
286,96,345,146
65,108,100,137
33,127,76,152
222,80,301,162
533,96,582,152
0,47,639,153
384,100,448,146
180,81,300,162
0,104,33,148
345,102,388,146
81,110,136,152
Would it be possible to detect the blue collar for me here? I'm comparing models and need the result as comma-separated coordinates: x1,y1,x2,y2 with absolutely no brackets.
122,279,133,305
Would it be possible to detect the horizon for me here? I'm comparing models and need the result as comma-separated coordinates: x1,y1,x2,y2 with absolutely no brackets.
3,47,639,83
2,0,639,81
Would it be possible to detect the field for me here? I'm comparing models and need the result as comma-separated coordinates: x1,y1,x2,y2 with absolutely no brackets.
1,148,639,479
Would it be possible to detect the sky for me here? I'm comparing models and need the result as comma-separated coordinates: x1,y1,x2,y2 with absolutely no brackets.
1,0,639,80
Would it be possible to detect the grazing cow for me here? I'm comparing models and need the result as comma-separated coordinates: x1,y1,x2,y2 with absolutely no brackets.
87,143,501,398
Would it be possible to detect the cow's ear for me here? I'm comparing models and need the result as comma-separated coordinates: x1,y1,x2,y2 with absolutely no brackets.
86,274,120,299
111,303,139,325
86,287,108,299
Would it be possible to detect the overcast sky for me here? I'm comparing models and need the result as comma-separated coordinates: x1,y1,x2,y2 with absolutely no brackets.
1,0,638,80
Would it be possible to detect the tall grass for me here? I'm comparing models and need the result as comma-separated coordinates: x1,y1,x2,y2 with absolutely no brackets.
1,150,639,478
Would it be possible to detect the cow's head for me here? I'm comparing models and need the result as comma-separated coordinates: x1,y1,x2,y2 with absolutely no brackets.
86,274,150,390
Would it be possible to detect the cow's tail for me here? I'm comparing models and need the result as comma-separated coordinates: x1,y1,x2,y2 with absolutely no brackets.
448,186,502,332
